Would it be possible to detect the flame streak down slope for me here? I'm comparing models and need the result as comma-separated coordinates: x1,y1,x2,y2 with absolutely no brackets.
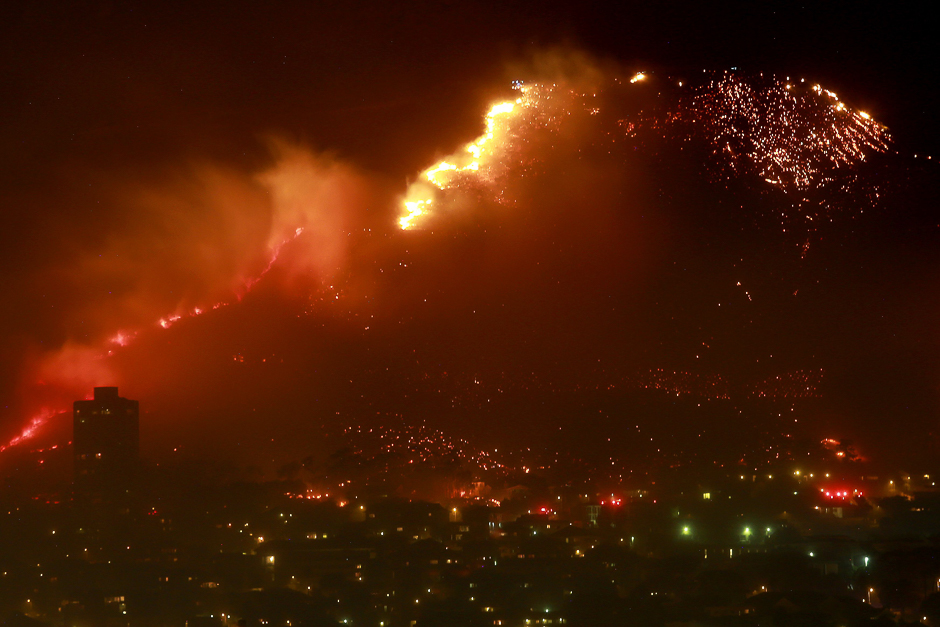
0,408,64,454
1,228,306,454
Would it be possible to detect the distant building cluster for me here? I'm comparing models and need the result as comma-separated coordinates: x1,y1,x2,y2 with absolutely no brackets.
0,391,937,626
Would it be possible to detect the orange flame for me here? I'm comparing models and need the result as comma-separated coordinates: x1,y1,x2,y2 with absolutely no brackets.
399,88,531,229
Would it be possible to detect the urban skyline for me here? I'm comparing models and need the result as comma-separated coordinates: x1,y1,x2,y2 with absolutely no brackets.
1,2,939,624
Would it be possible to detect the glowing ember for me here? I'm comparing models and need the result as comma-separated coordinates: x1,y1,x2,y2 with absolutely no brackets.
158,314,182,329
672,73,891,190
110,331,136,347
0,408,62,453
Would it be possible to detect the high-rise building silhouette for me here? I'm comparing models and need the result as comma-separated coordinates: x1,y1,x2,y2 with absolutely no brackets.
73,386,139,502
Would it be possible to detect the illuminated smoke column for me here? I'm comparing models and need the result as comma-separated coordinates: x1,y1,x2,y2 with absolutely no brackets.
1,230,304,453
0,69,896,453
2,145,369,453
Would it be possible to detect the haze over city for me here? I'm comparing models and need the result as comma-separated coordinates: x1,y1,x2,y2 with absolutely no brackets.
1,4,940,625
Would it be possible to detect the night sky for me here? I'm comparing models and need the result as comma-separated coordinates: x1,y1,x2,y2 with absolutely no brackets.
1,1,938,474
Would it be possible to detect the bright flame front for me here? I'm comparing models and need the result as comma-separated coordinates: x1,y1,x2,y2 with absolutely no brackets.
399,87,532,229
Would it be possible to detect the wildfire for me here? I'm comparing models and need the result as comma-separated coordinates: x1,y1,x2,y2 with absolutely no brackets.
1,226,308,454
656,72,891,191
1,71,893,455
0,409,62,453
399,200,432,230
400,72,889,232
399,86,535,229
424,100,520,188
110,331,136,347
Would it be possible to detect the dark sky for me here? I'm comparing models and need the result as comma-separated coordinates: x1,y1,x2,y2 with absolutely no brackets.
1,1,938,473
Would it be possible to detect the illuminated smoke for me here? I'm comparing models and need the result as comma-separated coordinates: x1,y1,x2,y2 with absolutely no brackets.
2,144,368,452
